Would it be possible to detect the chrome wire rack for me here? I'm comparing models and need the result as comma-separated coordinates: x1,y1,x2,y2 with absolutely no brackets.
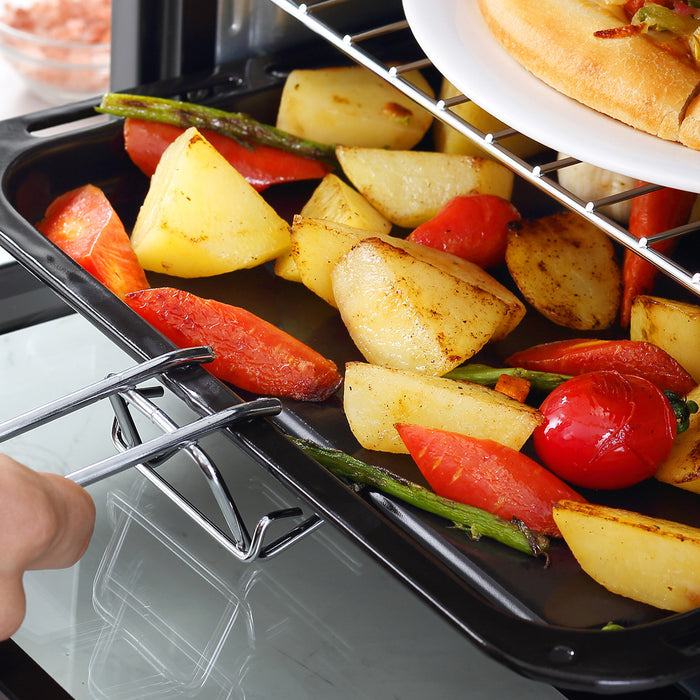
0,346,323,563
267,0,700,300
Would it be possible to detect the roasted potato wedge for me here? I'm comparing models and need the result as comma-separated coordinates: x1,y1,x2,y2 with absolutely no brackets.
434,78,542,159
273,251,303,283
275,174,391,282
344,361,544,453
299,173,391,233
290,216,524,340
290,217,388,307
655,384,700,493
276,65,433,150
406,240,525,341
630,295,700,383
505,211,621,330
332,238,509,375
130,128,290,277
553,500,700,612
336,146,514,228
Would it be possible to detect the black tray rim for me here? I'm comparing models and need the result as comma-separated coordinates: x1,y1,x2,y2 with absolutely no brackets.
0,58,698,694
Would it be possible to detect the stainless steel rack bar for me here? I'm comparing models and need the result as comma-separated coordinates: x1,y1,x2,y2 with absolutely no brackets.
267,0,700,299
0,345,216,442
0,347,324,563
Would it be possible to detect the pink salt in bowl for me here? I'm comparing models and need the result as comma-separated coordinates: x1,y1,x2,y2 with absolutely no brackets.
0,0,110,105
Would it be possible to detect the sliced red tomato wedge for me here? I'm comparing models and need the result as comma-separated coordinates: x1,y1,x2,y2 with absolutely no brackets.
506,338,696,395
396,423,584,537
125,287,342,402
406,194,520,269
124,118,331,191
36,184,149,300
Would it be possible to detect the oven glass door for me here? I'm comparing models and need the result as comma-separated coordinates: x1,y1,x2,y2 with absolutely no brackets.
0,272,569,700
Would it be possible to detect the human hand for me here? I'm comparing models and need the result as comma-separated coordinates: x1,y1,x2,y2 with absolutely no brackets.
0,454,95,640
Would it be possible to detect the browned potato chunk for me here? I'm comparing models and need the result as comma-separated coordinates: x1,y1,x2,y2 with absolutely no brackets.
336,146,514,228
276,65,433,150
554,500,700,612
505,211,621,330
289,217,525,342
655,384,700,493
131,128,290,277
275,173,391,282
344,361,544,453
630,295,700,383
332,238,509,375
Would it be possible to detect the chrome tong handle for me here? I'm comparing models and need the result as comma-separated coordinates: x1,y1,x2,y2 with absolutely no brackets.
108,389,324,561
0,346,216,442
0,344,320,562
66,396,282,487
110,387,252,548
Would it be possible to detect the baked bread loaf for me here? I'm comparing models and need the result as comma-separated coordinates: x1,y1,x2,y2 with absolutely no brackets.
477,0,700,148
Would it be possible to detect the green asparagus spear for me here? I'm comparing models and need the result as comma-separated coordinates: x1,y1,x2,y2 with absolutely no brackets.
290,436,550,559
445,363,572,393
97,92,338,167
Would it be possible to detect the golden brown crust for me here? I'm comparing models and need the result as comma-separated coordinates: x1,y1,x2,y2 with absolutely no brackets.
679,91,700,149
477,0,700,147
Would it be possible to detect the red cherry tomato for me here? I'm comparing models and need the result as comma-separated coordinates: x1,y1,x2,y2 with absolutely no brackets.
532,371,676,490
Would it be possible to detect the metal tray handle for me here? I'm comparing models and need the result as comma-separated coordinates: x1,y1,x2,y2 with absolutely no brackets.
0,346,324,563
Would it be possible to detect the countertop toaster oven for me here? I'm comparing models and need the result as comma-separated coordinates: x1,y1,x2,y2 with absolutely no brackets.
0,1,699,698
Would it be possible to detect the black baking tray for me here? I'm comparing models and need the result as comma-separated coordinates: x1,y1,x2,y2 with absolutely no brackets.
1,54,699,695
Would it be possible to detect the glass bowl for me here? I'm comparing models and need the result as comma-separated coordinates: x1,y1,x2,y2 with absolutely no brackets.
0,0,110,105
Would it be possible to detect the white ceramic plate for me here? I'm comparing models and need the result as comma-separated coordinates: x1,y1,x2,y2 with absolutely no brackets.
402,0,700,192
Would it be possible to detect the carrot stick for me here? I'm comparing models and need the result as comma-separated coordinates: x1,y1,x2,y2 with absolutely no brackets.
620,183,696,327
